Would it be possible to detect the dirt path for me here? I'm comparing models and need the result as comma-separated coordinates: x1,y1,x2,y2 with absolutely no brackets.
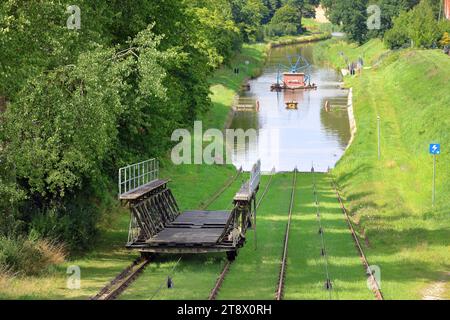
422,273,449,300
315,5,329,24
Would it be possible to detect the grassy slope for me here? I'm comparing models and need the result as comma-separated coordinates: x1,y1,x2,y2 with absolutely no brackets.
314,38,389,70
202,43,267,129
0,44,266,300
319,39,450,299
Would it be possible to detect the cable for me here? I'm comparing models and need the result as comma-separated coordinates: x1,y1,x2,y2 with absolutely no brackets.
149,256,182,300
312,166,334,300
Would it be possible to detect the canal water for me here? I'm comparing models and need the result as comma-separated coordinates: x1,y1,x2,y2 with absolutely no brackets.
229,42,351,172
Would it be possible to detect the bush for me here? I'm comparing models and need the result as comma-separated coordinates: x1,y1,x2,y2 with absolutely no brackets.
384,0,443,49
0,236,65,276
0,265,13,287
29,192,100,252
267,4,302,37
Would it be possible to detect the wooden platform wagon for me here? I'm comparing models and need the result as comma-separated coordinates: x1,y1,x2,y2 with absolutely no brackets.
119,159,261,261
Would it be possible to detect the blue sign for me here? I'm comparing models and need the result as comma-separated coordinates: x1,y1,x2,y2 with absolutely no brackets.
429,144,441,155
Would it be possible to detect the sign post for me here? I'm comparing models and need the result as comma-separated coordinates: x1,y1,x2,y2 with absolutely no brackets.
429,144,441,207
377,116,381,160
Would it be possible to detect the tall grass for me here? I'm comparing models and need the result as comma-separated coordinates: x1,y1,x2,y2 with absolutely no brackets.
0,236,66,276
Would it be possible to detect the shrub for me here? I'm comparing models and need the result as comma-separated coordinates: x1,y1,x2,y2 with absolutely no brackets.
267,4,302,37
29,192,100,252
0,265,13,288
0,236,66,276
384,0,443,49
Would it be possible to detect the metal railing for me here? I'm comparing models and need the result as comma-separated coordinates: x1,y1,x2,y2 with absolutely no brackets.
249,160,261,195
119,159,159,198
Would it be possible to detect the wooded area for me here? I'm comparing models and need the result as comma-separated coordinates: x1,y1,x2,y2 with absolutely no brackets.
0,0,318,274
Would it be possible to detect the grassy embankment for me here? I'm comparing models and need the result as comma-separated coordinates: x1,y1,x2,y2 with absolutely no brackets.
315,38,450,299
267,18,333,48
0,44,267,300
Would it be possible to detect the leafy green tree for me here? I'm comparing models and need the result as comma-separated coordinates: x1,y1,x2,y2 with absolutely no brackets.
262,0,283,23
384,0,443,48
229,0,269,41
0,0,108,101
303,0,320,18
267,3,303,36
188,0,241,67
326,0,368,43
5,48,124,198
0,0,269,252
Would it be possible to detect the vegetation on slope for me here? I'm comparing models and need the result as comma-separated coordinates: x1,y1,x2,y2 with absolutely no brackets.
318,38,450,299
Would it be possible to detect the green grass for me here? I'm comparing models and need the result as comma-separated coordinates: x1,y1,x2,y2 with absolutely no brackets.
217,174,293,300
284,173,373,300
317,39,450,299
314,38,389,70
268,32,332,48
202,43,268,129
302,18,334,34
0,165,240,300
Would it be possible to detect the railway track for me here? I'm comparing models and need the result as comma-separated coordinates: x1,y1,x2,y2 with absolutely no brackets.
91,257,150,300
199,167,243,210
330,175,384,300
275,169,297,300
208,168,276,300
313,171,334,300
91,168,243,301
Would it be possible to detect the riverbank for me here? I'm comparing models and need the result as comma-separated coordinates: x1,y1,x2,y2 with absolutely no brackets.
317,38,450,299
268,32,332,48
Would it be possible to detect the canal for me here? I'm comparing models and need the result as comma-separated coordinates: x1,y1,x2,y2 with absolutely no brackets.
229,42,351,172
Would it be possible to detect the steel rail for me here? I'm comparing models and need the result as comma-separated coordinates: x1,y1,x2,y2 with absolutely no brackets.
91,257,150,300
92,169,244,301
330,175,384,300
275,169,297,300
208,168,276,300
313,171,333,300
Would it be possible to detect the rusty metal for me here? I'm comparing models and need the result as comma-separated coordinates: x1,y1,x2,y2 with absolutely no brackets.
275,169,297,300
208,168,276,301
208,261,231,300
91,257,150,301
92,169,245,301
331,176,384,300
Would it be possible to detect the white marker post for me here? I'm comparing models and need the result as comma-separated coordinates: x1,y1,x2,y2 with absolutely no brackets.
429,144,441,208
433,154,436,207
377,116,381,160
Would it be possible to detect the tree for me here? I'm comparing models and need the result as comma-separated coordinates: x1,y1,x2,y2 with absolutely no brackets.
188,0,241,67
384,0,442,49
0,1,108,101
326,0,368,44
229,0,269,42
262,0,283,23
267,3,303,36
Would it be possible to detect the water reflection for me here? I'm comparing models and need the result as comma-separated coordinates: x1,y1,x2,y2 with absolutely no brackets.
229,43,351,172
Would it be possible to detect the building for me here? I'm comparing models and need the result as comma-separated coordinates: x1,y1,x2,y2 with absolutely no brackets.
444,0,450,20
